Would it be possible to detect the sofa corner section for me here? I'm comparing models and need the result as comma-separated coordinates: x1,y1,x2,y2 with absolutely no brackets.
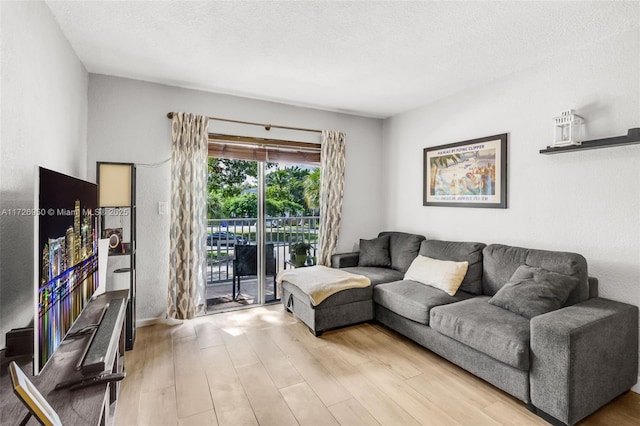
530,298,639,425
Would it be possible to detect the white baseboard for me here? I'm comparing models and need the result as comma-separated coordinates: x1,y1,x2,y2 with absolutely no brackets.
632,377,640,394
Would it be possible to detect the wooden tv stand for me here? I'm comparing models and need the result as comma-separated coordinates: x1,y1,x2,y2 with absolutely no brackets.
0,290,128,426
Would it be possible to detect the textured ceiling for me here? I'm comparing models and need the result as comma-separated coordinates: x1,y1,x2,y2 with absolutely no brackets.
46,1,639,118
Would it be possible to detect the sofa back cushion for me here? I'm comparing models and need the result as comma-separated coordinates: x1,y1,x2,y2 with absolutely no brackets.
482,244,589,306
378,231,426,273
488,265,581,318
359,235,391,267
419,240,486,295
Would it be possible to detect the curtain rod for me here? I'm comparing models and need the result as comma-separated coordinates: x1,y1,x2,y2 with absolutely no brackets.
166,112,322,134
209,133,321,150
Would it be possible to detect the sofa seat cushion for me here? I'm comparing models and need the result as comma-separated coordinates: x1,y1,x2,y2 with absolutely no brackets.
374,280,473,325
341,266,404,285
430,297,531,370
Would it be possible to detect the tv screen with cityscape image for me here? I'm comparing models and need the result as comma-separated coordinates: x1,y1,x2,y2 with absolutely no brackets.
34,167,99,374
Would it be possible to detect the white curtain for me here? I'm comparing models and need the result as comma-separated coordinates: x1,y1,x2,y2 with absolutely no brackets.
318,130,346,266
167,112,209,319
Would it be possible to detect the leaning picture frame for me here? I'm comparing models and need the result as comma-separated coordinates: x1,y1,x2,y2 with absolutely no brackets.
423,133,507,208
9,361,62,426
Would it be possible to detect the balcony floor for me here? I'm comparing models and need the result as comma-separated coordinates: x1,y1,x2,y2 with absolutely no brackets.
205,277,278,311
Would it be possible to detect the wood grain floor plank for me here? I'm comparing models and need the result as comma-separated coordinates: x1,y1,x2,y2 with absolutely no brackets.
580,391,640,426
357,360,461,426
235,361,299,426
350,322,383,336
327,398,382,426
195,321,224,349
178,410,218,426
138,385,179,426
114,325,147,425
344,326,422,379
217,306,285,331
283,318,328,351
322,330,372,366
482,400,545,425
267,326,352,407
200,345,258,426
312,345,420,426
141,325,175,392
280,382,339,426
253,305,299,327
172,321,197,340
369,328,502,408
212,381,259,426
245,328,304,389
265,324,311,359
412,357,500,409
114,351,144,425
220,331,260,369
406,373,500,425
173,336,214,419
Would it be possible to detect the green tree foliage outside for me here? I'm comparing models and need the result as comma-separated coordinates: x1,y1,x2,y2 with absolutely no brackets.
208,158,320,219
303,168,320,213
208,158,258,198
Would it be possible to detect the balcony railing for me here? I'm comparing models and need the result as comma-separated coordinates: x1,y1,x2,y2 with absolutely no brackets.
206,216,320,286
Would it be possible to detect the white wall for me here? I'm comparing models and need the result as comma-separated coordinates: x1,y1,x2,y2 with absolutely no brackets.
86,75,383,322
0,1,88,348
382,29,640,386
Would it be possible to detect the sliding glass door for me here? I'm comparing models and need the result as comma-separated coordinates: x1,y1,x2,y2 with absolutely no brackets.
265,164,320,302
205,157,320,312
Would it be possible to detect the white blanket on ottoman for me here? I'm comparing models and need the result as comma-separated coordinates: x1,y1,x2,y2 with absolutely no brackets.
277,265,371,306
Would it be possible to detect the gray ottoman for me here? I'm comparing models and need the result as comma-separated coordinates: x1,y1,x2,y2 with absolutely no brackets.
281,280,374,336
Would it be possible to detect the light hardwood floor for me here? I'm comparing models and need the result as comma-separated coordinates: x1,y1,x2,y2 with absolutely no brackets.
115,305,640,426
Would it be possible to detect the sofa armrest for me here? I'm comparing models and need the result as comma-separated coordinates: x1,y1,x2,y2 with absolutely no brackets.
331,252,359,268
530,298,638,425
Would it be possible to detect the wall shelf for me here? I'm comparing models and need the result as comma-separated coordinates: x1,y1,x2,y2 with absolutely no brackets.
539,128,640,154
108,249,135,257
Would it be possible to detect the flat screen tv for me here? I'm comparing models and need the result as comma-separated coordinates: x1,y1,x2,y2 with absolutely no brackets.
34,167,99,374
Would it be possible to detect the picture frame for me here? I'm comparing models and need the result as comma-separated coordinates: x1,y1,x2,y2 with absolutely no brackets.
423,133,507,208
9,361,62,426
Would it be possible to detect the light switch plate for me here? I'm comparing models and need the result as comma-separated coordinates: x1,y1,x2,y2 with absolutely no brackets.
158,201,169,216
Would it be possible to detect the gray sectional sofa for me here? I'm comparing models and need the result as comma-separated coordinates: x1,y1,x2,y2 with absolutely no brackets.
325,231,639,426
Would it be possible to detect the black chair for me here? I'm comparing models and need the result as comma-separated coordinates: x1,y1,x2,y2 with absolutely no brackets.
232,244,277,300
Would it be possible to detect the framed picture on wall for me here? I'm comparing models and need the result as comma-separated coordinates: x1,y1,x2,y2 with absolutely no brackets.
423,133,507,208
